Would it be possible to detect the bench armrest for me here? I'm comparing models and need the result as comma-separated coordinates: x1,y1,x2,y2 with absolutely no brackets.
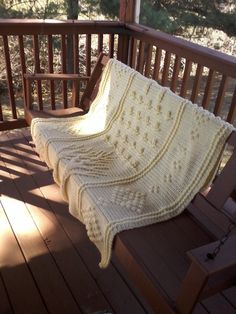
176,234,236,313
24,73,90,110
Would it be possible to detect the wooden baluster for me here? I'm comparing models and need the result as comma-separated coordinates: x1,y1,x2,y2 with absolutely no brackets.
129,37,137,68
214,74,228,116
117,34,123,61
144,44,153,78
73,34,79,107
162,51,171,86
117,34,129,64
98,34,103,54
47,35,55,110
3,36,17,119
73,34,79,73
0,98,3,121
180,59,192,98
171,55,181,92
202,69,214,109
152,47,162,82
33,35,43,110
109,34,114,58
191,64,203,103
18,35,27,108
137,40,145,73
227,87,236,123
86,34,91,76
61,34,67,108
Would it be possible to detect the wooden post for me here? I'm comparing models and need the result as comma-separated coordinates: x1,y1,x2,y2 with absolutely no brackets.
119,1,140,64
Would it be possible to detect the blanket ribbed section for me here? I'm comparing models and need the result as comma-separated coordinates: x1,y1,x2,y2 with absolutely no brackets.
31,58,234,268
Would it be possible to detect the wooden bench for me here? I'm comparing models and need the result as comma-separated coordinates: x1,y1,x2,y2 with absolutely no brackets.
25,53,236,314
24,53,109,125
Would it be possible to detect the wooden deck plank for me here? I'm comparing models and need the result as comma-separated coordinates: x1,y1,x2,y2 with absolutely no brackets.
223,286,236,308
0,262,14,314
0,137,81,314
21,129,148,314
6,132,113,314
0,129,235,314
0,202,47,314
201,293,236,314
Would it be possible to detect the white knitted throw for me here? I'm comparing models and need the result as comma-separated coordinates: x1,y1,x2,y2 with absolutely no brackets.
31,58,234,268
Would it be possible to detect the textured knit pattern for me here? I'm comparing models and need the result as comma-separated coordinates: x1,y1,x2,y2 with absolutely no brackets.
31,58,234,268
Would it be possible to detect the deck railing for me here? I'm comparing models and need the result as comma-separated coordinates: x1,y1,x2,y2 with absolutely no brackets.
0,19,235,131
0,19,126,130
123,23,236,124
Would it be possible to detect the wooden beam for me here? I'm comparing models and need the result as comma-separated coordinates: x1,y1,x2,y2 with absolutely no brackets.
119,0,139,23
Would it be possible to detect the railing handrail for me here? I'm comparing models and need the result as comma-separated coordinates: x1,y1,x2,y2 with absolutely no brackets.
0,19,126,35
125,23,236,79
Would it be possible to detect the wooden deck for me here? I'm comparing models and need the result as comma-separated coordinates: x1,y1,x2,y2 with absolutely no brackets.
0,129,236,314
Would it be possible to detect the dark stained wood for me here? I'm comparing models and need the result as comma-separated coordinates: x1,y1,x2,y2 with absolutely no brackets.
18,35,27,107
214,75,228,116
80,53,109,112
86,34,91,77
191,64,203,103
119,0,136,23
117,34,129,64
202,69,214,109
180,59,192,98
6,132,113,314
0,139,81,314
162,51,171,86
23,54,107,124
0,20,126,36
0,274,13,314
73,34,79,73
33,35,43,110
137,40,145,73
152,47,162,82
0,187,47,314
205,139,236,210
47,34,56,110
0,119,28,132
0,20,235,130
0,99,3,121
227,87,236,123
24,73,83,124
129,37,138,68
171,55,181,92
114,233,175,314
3,35,17,119
109,33,115,58
98,33,103,53
61,34,68,109
1,129,236,313
176,262,208,314
126,23,236,79
144,44,153,77
201,293,236,314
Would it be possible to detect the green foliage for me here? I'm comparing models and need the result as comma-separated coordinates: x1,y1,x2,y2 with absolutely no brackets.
138,0,236,37
140,2,178,33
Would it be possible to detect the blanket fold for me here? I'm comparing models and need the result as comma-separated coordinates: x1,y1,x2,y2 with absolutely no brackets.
31,58,234,267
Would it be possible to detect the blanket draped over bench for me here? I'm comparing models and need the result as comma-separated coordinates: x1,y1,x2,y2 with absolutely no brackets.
31,59,233,267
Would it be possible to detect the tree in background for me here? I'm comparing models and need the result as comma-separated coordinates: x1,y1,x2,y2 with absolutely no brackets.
139,0,236,37
0,0,63,19
84,0,236,37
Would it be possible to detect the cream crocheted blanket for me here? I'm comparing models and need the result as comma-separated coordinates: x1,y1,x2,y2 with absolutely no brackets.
31,58,233,268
